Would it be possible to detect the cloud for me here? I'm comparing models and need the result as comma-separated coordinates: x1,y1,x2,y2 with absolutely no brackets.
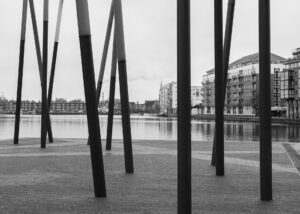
1,0,300,103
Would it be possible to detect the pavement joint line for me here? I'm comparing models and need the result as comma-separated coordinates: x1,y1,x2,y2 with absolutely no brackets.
0,142,296,174
282,143,300,176
0,142,84,150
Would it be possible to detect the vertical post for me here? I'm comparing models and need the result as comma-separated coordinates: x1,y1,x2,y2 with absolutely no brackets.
212,0,235,166
115,0,134,174
177,0,191,213
41,0,49,148
29,0,53,143
106,27,117,151
75,0,106,197
48,0,64,109
14,0,28,145
259,0,272,201
214,0,224,176
87,0,114,145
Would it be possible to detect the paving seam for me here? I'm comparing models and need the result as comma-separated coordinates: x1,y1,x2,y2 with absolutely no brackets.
282,143,300,176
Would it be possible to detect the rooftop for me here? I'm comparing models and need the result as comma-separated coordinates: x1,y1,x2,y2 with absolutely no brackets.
206,53,286,74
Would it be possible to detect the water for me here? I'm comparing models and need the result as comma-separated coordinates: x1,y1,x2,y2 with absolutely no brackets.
0,114,300,142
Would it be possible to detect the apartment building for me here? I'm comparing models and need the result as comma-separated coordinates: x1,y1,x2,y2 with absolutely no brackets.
280,48,300,118
202,53,285,116
159,81,202,115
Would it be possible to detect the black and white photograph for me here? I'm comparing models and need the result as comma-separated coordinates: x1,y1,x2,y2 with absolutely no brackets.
0,0,299,213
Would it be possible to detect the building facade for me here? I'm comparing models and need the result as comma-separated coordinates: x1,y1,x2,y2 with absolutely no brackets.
280,48,300,118
159,81,202,115
202,53,285,116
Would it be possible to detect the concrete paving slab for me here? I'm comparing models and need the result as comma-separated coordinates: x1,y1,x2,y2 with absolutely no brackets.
0,138,299,213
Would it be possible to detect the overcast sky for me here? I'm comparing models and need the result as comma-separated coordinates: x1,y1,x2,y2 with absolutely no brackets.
0,0,300,103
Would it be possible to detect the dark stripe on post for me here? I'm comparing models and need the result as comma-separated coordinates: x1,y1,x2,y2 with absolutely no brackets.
115,0,134,174
75,0,106,197
48,41,58,107
118,60,134,173
14,0,28,145
41,0,49,148
177,0,191,213
212,0,235,166
259,0,272,201
106,32,117,151
41,20,48,148
214,0,224,176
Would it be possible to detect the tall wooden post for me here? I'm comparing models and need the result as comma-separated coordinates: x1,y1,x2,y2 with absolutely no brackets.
177,0,191,213
48,0,64,110
212,0,235,166
86,0,114,145
106,27,117,151
214,0,224,176
29,0,53,143
114,0,134,174
259,0,272,201
75,0,106,197
41,0,49,148
96,0,115,102
14,0,28,145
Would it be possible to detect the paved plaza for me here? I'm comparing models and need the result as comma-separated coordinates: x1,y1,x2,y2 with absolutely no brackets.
0,138,299,213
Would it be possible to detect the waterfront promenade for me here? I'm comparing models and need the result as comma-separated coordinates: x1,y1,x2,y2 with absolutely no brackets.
0,138,299,213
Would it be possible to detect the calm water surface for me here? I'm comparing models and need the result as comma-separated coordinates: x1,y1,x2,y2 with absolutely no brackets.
0,115,300,142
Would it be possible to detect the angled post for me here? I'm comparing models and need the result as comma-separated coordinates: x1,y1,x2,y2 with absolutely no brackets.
259,0,272,201
214,0,224,176
211,0,235,166
14,0,28,145
48,0,64,109
75,0,106,197
114,0,134,174
87,0,114,145
106,26,117,150
41,0,49,148
29,0,53,143
96,0,115,102
177,0,191,213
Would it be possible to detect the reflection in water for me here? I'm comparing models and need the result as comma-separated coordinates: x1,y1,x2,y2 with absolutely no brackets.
0,115,300,142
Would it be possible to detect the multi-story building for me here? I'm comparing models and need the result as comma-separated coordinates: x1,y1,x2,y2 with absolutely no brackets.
280,48,300,118
159,81,202,115
202,53,285,115
191,86,202,106
50,99,86,113
159,81,177,114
